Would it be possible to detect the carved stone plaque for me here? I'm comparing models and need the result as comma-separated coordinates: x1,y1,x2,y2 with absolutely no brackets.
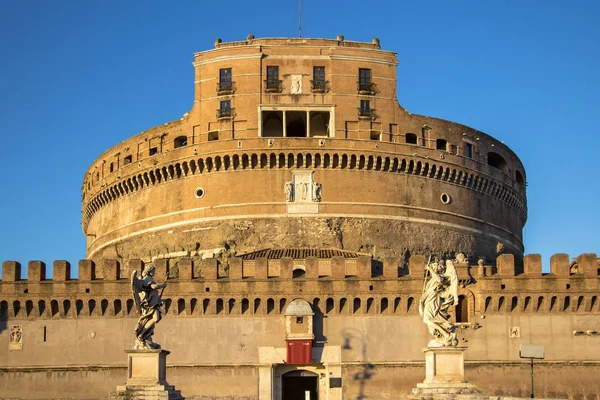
290,75,303,94
10,325,23,351
286,171,320,214
509,326,520,338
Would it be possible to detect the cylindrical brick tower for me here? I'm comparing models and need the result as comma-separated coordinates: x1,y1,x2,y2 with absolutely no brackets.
81,37,526,266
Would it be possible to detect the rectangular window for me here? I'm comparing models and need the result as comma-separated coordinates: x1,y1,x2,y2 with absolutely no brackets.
312,66,326,91
218,100,232,118
266,66,280,91
208,131,219,141
436,139,447,151
359,68,371,92
109,162,114,173
359,100,371,118
219,68,232,92
149,147,158,156
465,143,473,158
123,155,132,165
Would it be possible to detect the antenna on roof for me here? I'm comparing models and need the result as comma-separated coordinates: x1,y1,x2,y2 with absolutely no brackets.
298,0,302,38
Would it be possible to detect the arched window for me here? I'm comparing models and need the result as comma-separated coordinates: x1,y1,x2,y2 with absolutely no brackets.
380,298,388,314
326,298,334,314
293,266,306,278
488,152,508,172
63,300,72,317
76,299,84,316
516,170,525,187
484,296,492,312
216,298,224,314
26,300,34,317
339,297,347,314
353,298,361,314
101,299,109,316
178,298,186,315
267,298,275,314
51,300,59,317
174,136,187,148
456,295,469,323
405,133,417,144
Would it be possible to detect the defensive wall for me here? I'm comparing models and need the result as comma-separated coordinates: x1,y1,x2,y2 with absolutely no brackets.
1,252,599,399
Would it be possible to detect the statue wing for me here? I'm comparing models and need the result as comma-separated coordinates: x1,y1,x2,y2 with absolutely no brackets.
445,260,459,306
131,270,143,314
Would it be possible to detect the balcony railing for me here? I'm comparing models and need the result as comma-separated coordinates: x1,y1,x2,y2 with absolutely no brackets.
217,81,236,95
264,79,283,93
357,82,377,95
217,108,235,119
358,108,376,119
310,80,329,93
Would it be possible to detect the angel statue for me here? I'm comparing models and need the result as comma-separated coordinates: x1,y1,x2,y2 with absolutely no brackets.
418,257,459,347
131,265,167,349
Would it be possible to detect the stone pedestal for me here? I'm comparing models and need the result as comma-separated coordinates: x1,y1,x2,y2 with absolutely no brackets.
110,349,183,400
410,347,482,399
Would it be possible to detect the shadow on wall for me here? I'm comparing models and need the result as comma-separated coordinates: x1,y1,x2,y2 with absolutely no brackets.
341,328,376,400
0,300,7,334
312,300,327,344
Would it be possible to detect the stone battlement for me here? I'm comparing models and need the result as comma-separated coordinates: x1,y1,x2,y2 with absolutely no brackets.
1,253,598,321
2,253,597,283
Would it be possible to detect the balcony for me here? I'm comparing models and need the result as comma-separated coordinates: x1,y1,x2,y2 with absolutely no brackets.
358,108,376,120
217,81,236,95
264,79,283,93
310,80,329,93
217,108,235,119
357,82,378,95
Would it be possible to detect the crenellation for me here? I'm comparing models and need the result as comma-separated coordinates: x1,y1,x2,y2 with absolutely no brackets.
78,259,96,280
331,256,345,278
154,258,168,281
523,254,542,276
225,257,240,280
53,260,71,281
496,254,515,276
128,259,144,278
280,257,293,280
408,255,425,277
550,253,570,277
28,261,46,281
578,253,598,277
2,261,21,281
383,256,398,279
358,255,373,279
305,257,319,279
203,258,218,280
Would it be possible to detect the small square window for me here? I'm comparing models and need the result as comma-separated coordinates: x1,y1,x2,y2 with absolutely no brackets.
123,155,132,165
208,131,219,141
149,147,158,156
436,139,447,151
296,316,304,324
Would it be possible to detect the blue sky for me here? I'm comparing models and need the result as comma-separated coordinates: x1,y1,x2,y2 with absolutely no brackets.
0,1,598,275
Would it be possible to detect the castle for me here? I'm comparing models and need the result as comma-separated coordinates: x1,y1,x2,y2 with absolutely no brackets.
1,36,598,400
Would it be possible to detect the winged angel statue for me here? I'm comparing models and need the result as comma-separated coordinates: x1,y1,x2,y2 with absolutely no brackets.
131,265,167,349
418,258,459,347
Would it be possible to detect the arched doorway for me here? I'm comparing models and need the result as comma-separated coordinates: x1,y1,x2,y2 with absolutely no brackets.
282,370,318,400
456,295,469,323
